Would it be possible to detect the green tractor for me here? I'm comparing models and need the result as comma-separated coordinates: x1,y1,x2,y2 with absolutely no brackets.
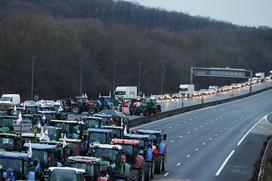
134,98,161,116
90,143,138,181
68,156,111,180
0,133,24,151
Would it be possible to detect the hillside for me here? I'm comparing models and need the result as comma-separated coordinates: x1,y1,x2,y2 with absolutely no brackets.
0,0,272,99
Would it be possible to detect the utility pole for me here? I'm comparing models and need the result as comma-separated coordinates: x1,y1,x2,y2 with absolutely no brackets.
249,70,253,94
160,64,164,95
138,62,143,95
31,56,36,100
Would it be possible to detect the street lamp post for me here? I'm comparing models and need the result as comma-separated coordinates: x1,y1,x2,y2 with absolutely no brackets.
138,62,142,95
31,56,36,100
113,61,117,95
160,64,164,95
80,57,84,96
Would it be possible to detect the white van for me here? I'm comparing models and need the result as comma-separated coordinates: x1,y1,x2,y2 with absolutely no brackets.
0,94,21,105
179,84,195,98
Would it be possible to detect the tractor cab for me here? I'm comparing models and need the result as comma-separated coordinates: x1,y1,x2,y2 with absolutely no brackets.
59,137,82,158
81,116,107,129
87,128,113,146
41,126,63,141
0,133,24,151
0,116,16,133
111,138,140,165
96,96,114,110
68,156,110,180
136,129,167,147
124,133,152,151
48,167,85,181
50,120,84,139
0,151,32,180
102,125,124,138
21,132,39,143
23,143,64,172
24,104,38,114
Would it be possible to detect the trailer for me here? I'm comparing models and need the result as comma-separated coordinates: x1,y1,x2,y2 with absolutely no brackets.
179,84,195,98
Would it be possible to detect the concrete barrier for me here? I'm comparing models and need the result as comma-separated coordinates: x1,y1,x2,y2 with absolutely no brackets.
257,138,272,181
129,86,272,128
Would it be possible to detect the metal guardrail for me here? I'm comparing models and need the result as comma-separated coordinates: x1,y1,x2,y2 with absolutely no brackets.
129,86,272,128
257,138,272,181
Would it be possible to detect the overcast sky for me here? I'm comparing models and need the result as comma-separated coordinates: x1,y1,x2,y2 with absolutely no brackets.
124,0,272,27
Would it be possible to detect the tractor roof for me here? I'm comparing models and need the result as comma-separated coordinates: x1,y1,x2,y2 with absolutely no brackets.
111,138,140,146
136,129,163,135
99,96,111,99
59,138,81,143
68,156,101,163
93,114,112,118
24,143,57,150
50,119,84,124
124,133,150,139
38,111,56,114
0,151,31,159
88,128,112,133
91,143,122,150
82,116,102,120
21,133,36,137
0,132,19,137
49,167,85,174
102,125,123,130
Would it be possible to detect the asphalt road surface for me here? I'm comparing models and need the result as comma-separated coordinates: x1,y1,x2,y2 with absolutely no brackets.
133,89,272,181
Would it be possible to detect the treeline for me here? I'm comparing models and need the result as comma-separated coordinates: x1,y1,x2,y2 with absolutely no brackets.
0,0,271,100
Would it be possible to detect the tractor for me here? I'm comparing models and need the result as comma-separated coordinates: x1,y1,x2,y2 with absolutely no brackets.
49,120,84,139
95,96,114,113
70,96,96,114
23,142,65,177
47,167,85,181
86,128,113,145
111,138,151,181
0,133,24,151
90,143,138,180
133,98,161,116
81,115,109,129
0,151,32,180
129,98,144,115
68,156,111,180
136,129,167,174
123,133,155,179
102,125,125,138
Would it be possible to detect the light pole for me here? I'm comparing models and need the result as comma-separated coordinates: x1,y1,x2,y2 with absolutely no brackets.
79,57,84,96
31,56,36,100
113,61,117,95
138,62,143,94
160,64,164,95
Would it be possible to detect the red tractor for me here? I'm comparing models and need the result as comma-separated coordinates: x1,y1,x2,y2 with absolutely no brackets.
70,96,96,114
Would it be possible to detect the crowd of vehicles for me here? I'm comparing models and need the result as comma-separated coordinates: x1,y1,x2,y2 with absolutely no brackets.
0,92,168,180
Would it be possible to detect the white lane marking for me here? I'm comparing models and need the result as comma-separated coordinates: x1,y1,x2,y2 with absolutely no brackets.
202,142,206,146
184,121,187,123
210,120,214,123
215,150,235,176
237,114,269,146
187,131,191,134
214,134,218,137
220,130,223,133
206,123,209,125
200,125,203,128
224,127,227,130
186,154,191,158
194,128,198,131
209,138,212,141
171,140,175,143
176,162,181,166
169,126,172,129
179,135,183,138
176,123,180,126
190,118,193,120
164,172,169,177
216,118,218,120
195,148,199,151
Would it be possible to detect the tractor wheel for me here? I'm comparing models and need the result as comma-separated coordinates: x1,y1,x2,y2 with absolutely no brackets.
162,154,166,172
144,161,152,181
71,106,81,114
87,107,95,115
128,170,138,181
138,168,145,181
143,108,150,116
154,156,163,174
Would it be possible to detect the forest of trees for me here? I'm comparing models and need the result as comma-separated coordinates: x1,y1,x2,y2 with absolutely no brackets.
0,0,271,100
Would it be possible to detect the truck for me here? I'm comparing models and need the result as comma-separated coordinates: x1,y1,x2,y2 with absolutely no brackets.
179,84,194,98
115,86,137,100
0,94,21,111
255,72,265,81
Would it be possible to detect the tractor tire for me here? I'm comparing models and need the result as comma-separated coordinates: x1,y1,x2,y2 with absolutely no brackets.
138,168,145,181
71,106,81,114
162,154,166,172
87,107,95,115
143,109,150,116
144,161,152,181
154,156,163,174
151,161,155,178
128,170,138,181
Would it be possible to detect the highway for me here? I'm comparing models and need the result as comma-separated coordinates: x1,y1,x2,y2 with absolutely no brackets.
133,89,272,181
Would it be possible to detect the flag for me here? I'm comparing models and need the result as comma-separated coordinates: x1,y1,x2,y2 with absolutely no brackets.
42,114,46,121
13,105,17,112
16,112,22,125
58,106,63,113
39,126,45,141
123,125,128,135
44,129,50,141
84,93,88,99
62,134,67,148
28,141,32,157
